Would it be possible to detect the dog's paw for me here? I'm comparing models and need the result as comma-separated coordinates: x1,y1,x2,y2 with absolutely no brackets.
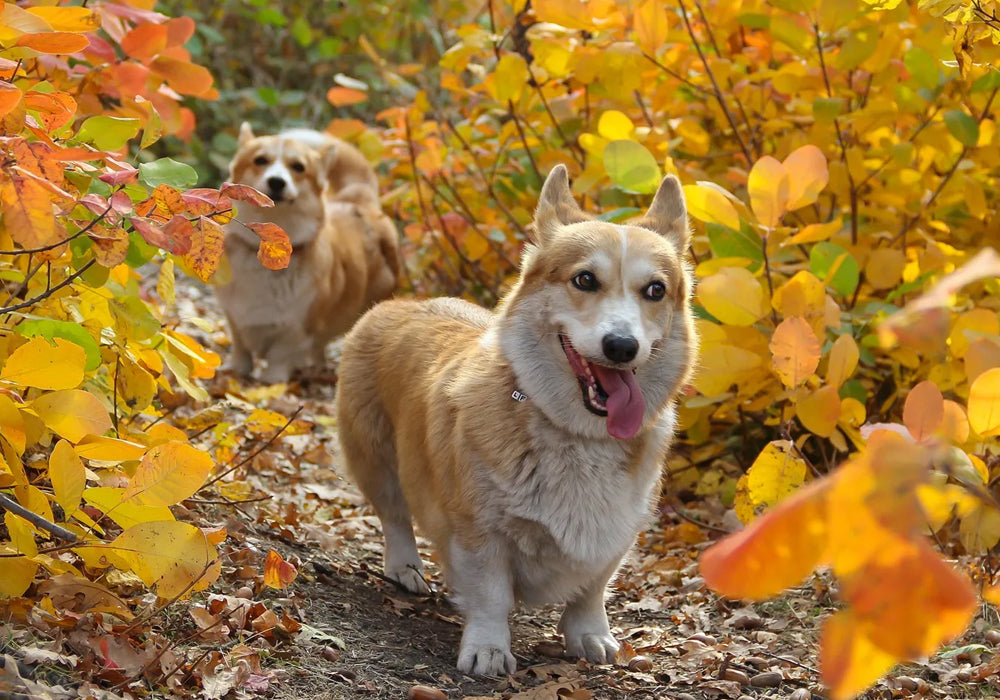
386,564,431,595
457,643,516,676
564,631,620,665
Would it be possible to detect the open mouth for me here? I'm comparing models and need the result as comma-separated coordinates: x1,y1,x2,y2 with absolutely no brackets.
558,333,646,440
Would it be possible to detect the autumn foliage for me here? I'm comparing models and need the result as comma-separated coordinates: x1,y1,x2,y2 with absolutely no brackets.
3,0,1000,697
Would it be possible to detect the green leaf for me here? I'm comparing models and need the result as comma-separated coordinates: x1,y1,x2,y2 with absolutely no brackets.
76,116,141,151
810,241,859,297
835,26,877,71
904,48,939,91
943,110,979,147
813,97,844,123
15,320,100,371
707,222,763,271
972,70,1000,93
138,158,198,189
603,140,660,194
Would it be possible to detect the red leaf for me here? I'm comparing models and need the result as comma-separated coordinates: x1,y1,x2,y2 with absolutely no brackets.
220,182,274,208
181,188,231,216
129,215,192,254
98,166,139,186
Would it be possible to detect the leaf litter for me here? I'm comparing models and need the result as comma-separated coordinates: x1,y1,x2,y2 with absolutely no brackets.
4,274,1000,700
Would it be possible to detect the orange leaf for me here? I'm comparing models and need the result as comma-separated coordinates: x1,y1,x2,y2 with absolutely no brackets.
820,611,899,700
263,550,298,589
0,82,23,119
326,86,368,107
633,0,668,55
150,56,213,96
1,177,60,249
120,23,167,62
770,316,821,388
700,479,830,600
839,541,976,660
23,90,76,132
183,217,225,282
247,222,292,271
782,145,829,210
16,32,90,54
903,380,943,442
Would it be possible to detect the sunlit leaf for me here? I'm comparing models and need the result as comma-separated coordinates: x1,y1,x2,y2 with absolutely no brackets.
31,389,112,443
603,140,660,194
683,185,740,230
902,380,943,442
770,316,821,387
264,549,298,589
102,521,220,599
783,145,829,210
748,155,788,228
826,334,859,387
247,222,292,271
696,267,766,326
0,336,85,390
968,367,1000,437
122,441,214,507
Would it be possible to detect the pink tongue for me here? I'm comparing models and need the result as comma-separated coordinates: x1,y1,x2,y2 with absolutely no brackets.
592,366,645,440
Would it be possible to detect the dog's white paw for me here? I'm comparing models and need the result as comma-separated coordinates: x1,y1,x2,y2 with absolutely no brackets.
564,631,620,665
457,643,516,676
386,564,431,595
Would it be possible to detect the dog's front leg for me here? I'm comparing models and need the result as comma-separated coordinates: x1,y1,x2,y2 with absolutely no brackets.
558,560,621,665
450,540,516,676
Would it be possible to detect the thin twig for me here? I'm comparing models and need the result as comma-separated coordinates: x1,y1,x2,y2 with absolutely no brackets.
0,259,96,316
0,492,78,542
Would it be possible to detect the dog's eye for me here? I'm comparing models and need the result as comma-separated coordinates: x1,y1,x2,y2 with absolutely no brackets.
253,155,269,166
572,271,599,292
289,161,305,173
643,280,666,301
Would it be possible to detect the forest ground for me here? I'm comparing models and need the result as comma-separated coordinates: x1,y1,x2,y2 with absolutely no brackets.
13,274,994,700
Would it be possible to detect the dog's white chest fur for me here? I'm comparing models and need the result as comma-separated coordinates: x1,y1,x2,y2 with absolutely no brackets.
481,410,674,605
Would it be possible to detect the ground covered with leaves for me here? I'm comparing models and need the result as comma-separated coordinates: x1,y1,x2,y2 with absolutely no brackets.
4,274,997,700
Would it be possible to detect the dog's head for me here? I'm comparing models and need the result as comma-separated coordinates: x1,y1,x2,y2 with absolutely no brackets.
229,122,326,213
500,165,696,441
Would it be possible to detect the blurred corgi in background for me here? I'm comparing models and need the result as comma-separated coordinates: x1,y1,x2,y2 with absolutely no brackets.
216,123,400,383
336,165,696,675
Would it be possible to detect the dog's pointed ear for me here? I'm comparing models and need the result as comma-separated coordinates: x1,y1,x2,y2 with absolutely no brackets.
631,175,689,248
532,165,591,245
238,122,255,147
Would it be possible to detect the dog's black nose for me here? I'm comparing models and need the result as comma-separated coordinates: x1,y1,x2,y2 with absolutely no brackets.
267,177,287,194
602,334,639,364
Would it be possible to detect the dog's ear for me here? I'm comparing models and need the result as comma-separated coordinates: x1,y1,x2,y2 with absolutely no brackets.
533,165,591,245
238,122,255,147
631,175,689,248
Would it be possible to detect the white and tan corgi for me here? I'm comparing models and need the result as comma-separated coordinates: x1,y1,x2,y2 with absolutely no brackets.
335,165,696,675
216,123,400,383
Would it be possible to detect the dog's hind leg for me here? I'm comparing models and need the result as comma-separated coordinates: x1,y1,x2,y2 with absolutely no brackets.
336,355,430,595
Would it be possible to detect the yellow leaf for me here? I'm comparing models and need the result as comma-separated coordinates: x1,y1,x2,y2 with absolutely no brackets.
83,487,175,530
5,512,36,556
798,385,842,437
826,334,859,387
960,503,1000,553
949,308,999,359
533,0,598,30
99,521,220,599
25,6,100,32
74,436,147,462
903,380,943,442
0,336,85,390
633,0,668,55
696,267,766,326
493,53,529,102
692,344,762,396
597,110,634,140
968,367,1000,437
683,184,740,230
783,145,829,210
115,356,157,413
122,441,214,507
0,552,37,598
31,389,112,443
0,394,26,455
865,248,906,290
748,155,789,228
784,220,841,246
50,439,84,515
746,440,808,511
770,316,821,387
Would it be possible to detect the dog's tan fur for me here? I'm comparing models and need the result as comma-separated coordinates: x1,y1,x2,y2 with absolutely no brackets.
336,166,696,675
216,124,399,383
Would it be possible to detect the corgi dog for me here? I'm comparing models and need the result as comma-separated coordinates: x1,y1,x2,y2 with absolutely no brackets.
216,123,400,383
336,166,696,675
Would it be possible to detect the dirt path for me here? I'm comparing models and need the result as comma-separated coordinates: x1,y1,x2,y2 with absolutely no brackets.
168,278,998,700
